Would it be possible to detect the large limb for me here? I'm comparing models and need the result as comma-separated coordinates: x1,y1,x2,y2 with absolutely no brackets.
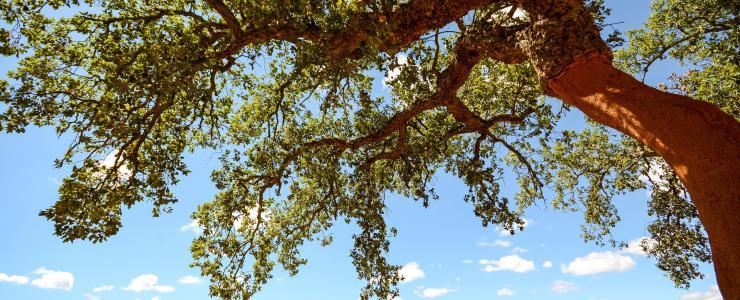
516,0,740,296
204,0,503,59
250,22,529,191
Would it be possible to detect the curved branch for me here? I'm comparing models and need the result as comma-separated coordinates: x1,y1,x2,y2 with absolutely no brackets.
486,131,543,189
204,0,244,38
213,0,503,60
363,127,408,168
638,25,732,81
246,20,533,189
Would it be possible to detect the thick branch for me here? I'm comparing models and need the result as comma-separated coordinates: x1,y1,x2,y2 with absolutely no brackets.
363,127,408,167
250,19,534,188
204,0,244,38
213,0,502,60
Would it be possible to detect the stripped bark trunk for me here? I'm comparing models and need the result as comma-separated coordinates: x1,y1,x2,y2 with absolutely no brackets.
511,1,740,296
548,53,740,299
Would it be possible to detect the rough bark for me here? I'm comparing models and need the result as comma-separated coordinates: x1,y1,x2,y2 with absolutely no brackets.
548,53,740,299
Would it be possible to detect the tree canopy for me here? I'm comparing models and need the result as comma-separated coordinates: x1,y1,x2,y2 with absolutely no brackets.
0,0,737,299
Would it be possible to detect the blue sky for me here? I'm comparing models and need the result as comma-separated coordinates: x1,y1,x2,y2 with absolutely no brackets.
0,1,723,300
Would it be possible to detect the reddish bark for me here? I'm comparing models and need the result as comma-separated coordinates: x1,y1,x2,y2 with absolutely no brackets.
548,52,740,298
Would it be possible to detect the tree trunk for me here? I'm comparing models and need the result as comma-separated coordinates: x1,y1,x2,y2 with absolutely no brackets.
548,52,740,298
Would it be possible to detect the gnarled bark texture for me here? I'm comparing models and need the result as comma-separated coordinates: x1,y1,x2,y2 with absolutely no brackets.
548,53,740,299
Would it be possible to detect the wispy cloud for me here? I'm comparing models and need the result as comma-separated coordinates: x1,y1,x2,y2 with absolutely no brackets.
177,275,201,285
84,293,101,300
680,285,722,300
497,288,516,296
92,285,114,292
511,247,527,254
0,272,29,285
476,239,511,248
47,177,62,186
551,280,579,293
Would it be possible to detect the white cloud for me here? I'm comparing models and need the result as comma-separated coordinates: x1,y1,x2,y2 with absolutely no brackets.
414,287,455,298
179,219,201,234
551,280,579,293
639,158,686,193
460,259,473,264
621,237,656,256
639,159,667,185
152,297,161,300
92,285,114,292
384,54,408,84
233,206,271,231
542,260,553,268
30,268,74,291
98,149,132,179
497,288,516,296
476,240,511,248
561,252,635,276
497,219,533,236
0,273,29,285
511,247,527,254
680,285,722,300
122,274,175,293
479,255,535,273
398,262,425,283
177,275,201,285
84,293,101,300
